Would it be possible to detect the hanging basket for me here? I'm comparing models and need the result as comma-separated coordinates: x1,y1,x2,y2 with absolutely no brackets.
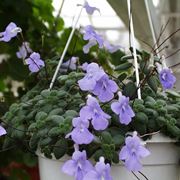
37,134,180,180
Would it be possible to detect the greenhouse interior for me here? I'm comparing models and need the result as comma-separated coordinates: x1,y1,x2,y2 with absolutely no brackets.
0,0,179,180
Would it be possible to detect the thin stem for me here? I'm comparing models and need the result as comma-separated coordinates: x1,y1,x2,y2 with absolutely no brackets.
131,171,141,180
153,28,180,53
140,130,160,138
138,171,149,180
138,38,154,51
106,72,125,86
152,18,170,51
154,45,169,56
165,48,180,59
0,119,31,133
0,146,17,153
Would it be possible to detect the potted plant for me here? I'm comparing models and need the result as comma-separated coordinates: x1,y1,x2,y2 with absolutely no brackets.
0,1,179,180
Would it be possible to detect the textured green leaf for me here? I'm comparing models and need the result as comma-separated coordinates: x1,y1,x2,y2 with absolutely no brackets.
53,139,68,159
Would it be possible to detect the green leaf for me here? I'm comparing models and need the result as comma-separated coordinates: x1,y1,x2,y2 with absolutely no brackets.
93,149,104,162
123,81,136,98
121,55,133,61
112,152,119,164
118,73,127,81
29,133,40,150
166,90,180,98
49,108,63,116
55,17,64,31
48,127,62,137
135,112,148,123
39,137,53,147
11,125,25,139
64,110,78,117
53,139,68,159
115,62,132,71
147,76,158,92
35,111,48,121
47,115,64,125
101,131,113,144
112,135,124,145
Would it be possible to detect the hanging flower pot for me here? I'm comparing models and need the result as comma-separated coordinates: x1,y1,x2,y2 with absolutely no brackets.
37,134,179,180
0,1,180,180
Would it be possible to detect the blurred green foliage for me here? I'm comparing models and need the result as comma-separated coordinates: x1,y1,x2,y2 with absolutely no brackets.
0,0,62,179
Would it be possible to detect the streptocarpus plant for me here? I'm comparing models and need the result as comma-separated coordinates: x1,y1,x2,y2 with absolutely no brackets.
0,1,180,180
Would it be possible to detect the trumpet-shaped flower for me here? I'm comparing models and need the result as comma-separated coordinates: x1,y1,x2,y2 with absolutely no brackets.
92,74,118,102
0,22,21,42
83,157,112,180
80,62,89,71
61,57,78,72
159,68,176,90
111,92,135,125
119,132,150,172
25,52,45,73
0,126,6,136
16,42,32,59
83,39,97,54
103,41,122,53
78,63,105,91
80,95,111,130
83,1,100,15
82,25,104,53
66,117,94,145
62,150,93,180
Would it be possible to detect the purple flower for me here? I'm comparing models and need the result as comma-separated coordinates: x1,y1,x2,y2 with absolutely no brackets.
0,22,21,42
83,157,112,180
78,63,105,91
83,40,97,54
104,41,122,53
83,1,100,15
111,92,135,125
66,117,94,145
82,25,104,53
0,126,6,136
62,149,93,180
119,132,150,172
25,52,45,72
92,74,118,102
159,68,176,90
79,62,89,71
16,42,32,59
80,95,111,130
61,57,78,72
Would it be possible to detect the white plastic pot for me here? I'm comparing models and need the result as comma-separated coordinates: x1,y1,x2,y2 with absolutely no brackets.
38,134,180,180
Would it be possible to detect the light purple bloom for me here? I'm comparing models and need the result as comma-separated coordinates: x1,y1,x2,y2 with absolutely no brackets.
83,157,112,180
104,41,122,53
78,63,105,91
0,125,6,136
80,95,111,130
92,74,118,102
80,62,89,71
62,150,93,180
25,52,45,72
83,1,100,15
16,42,32,59
111,92,135,125
159,68,176,90
83,40,97,54
61,57,78,72
82,25,104,53
66,117,94,145
119,132,150,172
0,22,21,42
